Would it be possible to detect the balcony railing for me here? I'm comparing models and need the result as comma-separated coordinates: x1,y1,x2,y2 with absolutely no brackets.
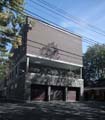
26,72,80,86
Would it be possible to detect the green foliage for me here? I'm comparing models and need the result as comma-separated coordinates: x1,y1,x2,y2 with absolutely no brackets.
83,44,105,86
0,0,25,49
0,59,8,80
0,0,25,80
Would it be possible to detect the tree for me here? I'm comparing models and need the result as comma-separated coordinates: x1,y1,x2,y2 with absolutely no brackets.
83,44,105,86
0,59,9,80
0,0,25,80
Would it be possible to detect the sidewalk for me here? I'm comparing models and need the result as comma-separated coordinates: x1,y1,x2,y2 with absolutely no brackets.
0,101,105,120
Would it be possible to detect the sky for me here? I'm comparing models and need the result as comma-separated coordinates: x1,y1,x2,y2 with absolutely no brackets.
25,0,105,53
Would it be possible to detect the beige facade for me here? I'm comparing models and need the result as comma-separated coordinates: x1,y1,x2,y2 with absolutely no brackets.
27,18,82,66
4,17,84,102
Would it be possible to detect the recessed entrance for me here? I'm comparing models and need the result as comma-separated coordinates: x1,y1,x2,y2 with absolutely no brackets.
50,86,65,101
31,84,48,101
67,87,80,101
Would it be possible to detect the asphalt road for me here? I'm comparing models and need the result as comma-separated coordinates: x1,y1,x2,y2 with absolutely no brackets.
0,101,105,120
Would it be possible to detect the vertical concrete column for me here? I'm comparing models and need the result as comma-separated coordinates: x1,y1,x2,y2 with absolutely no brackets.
80,67,82,79
25,57,31,101
48,86,51,101
80,67,84,101
65,87,68,101
80,79,84,101
26,57,30,73
78,79,84,101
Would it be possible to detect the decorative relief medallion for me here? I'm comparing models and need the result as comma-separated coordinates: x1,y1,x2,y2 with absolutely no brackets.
40,42,60,59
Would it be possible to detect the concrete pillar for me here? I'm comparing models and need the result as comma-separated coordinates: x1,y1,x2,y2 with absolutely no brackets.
80,67,82,79
78,79,84,101
26,57,30,73
24,57,31,101
65,87,68,101
48,86,51,101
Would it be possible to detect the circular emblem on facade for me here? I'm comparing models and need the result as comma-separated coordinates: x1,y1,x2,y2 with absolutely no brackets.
40,42,60,59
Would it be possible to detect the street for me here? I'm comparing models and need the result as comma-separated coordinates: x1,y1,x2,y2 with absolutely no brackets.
0,101,105,120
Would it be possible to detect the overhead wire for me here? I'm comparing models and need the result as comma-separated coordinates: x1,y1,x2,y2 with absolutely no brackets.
35,0,105,37
28,39,82,57
0,1,99,45
0,2,84,59
0,1,101,46
25,5,99,45
25,1,95,45
26,0,101,45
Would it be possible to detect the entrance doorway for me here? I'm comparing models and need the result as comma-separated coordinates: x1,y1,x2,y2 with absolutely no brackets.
67,87,80,101
31,84,48,101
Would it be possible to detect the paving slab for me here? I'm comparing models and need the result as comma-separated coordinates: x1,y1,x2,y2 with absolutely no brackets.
0,101,105,120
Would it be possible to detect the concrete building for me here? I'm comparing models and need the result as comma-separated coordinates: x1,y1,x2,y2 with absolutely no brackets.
6,17,84,102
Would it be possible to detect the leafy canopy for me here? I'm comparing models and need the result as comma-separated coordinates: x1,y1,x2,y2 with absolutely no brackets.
83,44,105,86
0,0,25,80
